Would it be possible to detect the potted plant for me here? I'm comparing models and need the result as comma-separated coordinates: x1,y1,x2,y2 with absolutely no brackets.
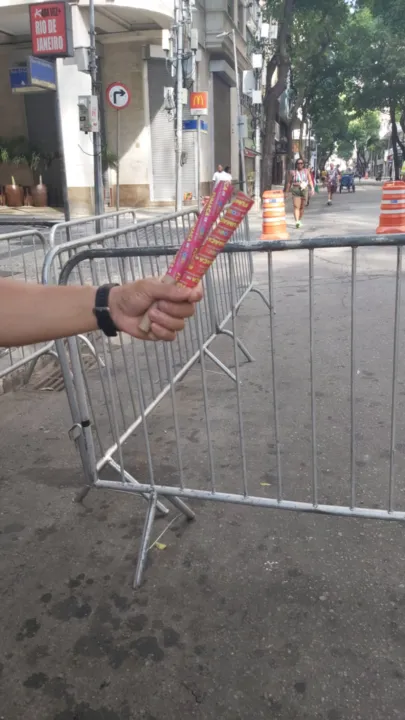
5,175,23,207
0,136,26,207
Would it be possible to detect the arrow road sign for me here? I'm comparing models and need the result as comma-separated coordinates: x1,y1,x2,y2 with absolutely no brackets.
106,82,131,110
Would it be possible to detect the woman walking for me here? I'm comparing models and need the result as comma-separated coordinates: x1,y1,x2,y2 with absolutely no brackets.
286,158,314,229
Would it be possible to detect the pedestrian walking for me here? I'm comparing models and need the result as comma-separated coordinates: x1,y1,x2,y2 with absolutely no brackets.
326,164,339,205
212,164,224,189
0,277,203,347
286,158,315,229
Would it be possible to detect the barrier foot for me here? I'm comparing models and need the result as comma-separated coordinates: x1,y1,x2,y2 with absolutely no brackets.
167,495,195,520
250,286,271,311
134,490,158,589
219,328,255,363
204,348,237,382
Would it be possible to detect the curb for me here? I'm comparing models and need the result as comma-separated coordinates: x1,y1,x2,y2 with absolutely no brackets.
0,217,59,227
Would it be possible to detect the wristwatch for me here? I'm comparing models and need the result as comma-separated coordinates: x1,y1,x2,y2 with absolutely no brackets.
93,284,119,337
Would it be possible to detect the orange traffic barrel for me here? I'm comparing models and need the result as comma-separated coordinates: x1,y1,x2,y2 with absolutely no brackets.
377,181,405,234
261,189,289,241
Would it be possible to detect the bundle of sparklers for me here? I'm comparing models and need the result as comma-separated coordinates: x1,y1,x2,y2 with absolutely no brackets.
140,181,253,333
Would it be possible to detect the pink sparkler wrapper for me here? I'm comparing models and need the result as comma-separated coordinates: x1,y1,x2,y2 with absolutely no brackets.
179,192,254,289
138,181,233,333
166,180,233,282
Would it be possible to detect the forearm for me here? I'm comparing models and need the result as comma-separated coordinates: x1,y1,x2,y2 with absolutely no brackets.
0,280,97,347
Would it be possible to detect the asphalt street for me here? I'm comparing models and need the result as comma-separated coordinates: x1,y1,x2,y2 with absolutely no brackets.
2,184,405,720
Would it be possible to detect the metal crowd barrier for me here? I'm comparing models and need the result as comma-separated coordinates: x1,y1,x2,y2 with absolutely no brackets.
0,229,58,386
43,209,259,380
53,234,405,587
49,209,137,247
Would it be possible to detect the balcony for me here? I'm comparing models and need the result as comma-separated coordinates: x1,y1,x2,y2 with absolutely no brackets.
205,0,252,71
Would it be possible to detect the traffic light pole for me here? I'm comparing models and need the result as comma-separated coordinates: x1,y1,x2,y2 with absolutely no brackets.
89,0,104,217
175,0,184,211
232,29,247,193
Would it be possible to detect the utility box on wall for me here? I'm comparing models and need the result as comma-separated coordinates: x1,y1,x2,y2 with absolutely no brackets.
78,95,99,133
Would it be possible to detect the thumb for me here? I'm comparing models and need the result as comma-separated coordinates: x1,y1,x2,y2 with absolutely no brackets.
142,278,194,303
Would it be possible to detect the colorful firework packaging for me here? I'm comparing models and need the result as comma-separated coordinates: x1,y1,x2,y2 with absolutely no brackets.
166,180,233,282
178,192,253,289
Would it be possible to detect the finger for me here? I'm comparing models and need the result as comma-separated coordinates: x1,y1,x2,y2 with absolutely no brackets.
140,278,195,304
150,323,177,342
149,308,186,332
156,300,196,319
188,283,203,302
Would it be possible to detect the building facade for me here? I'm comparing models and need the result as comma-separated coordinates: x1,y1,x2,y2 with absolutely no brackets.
0,0,261,213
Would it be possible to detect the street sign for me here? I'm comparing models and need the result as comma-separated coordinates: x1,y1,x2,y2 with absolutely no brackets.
183,119,208,133
190,91,208,116
106,82,131,110
29,57,56,90
9,57,56,93
29,1,74,58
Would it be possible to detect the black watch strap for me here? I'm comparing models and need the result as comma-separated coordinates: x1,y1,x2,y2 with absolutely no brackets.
93,284,119,337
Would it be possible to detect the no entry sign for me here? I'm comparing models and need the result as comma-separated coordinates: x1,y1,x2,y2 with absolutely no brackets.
29,1,74,58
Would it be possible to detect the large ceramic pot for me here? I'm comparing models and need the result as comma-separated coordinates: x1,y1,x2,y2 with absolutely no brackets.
5,179,23,207
31,178,47,207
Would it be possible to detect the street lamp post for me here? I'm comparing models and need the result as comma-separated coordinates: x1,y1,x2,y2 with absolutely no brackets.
217,30,247,193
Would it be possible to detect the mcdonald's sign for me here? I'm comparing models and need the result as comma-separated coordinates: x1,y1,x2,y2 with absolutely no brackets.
190,91,208,116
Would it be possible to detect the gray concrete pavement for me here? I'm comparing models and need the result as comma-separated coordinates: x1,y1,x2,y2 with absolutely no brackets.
249,184,382,240
3,184,405,720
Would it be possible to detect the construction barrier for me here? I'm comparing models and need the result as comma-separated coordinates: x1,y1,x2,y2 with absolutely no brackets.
51,233,405,587
261,189,289,241
377,181,405,234
49,209,137,247
0,229,58,387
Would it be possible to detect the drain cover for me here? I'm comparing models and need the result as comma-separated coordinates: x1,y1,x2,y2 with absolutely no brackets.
32,354,99,392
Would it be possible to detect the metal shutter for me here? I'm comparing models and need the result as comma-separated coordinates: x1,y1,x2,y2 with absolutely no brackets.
148,59,175,202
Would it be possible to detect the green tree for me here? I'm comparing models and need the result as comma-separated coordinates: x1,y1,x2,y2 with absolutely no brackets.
344,6,405,177
261,0,350,188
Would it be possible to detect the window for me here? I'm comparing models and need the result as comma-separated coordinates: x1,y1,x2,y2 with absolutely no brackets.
227,0,234,19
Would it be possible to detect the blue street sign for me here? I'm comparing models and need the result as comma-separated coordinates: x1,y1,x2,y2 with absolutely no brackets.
9,66,28,92
28,57,56,90
183,119,208,133
9,56,56,93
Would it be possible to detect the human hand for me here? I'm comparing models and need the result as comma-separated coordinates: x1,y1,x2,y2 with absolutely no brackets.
109,278,203,342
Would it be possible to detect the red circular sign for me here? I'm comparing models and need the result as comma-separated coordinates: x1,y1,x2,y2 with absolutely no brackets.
106,82,131,110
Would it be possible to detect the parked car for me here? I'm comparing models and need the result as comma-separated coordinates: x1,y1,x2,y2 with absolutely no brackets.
340,172,356,193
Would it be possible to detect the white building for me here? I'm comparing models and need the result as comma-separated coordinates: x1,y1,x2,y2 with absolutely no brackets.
0,0,261,213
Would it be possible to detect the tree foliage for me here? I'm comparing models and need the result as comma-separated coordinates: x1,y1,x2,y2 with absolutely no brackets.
261,0,405,185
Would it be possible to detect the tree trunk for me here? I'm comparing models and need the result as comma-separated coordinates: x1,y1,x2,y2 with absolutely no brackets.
261,0,294,191
390,100,401,180
299,119,304,156
284,119,294,190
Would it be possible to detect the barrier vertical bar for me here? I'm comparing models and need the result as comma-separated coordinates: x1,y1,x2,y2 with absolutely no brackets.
268,252,283,501
309,249,318,507
350,247,357,509
229,254,248,497
389,246,402,513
